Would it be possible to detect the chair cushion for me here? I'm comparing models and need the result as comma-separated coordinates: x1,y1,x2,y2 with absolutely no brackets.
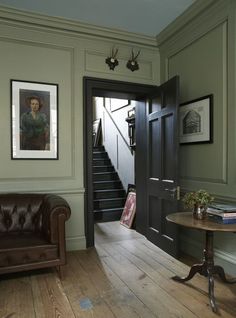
0,233,58,268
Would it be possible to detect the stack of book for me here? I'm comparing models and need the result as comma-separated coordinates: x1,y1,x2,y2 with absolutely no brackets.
207,204,236,224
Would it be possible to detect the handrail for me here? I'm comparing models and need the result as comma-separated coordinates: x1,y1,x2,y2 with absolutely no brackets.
102,103,132,153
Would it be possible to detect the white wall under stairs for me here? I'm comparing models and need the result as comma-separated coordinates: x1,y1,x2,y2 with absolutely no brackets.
94,97,135,191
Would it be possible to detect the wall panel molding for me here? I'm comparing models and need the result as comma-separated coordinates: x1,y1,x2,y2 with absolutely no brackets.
0,34,75,51
166,22,228,185
85,49,154,81
180,176,227,184
157,0,228,49
0,35,78,182
0,181,85,194
0,188,85,195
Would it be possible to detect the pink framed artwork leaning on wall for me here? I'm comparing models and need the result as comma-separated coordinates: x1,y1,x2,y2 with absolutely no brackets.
120,191,136,228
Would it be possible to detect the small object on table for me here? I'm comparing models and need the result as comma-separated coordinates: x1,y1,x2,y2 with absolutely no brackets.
182,189,214,220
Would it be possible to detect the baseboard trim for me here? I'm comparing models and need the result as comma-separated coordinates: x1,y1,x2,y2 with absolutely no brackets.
66,236,86,251
180,233,236,276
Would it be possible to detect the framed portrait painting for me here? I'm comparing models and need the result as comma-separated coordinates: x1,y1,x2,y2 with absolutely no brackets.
11,80,58,159
179,94,213,145
120,191,136,228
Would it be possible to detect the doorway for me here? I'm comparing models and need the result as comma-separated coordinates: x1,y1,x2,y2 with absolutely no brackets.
84,77,157,248
84,76,180,257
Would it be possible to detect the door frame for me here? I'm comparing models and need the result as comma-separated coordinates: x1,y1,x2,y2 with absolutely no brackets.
83,76,157,247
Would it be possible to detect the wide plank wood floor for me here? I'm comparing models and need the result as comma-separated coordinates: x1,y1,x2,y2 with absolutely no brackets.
0,221,236,318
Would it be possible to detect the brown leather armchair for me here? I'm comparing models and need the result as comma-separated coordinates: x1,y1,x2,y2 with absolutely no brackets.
0,193,71,277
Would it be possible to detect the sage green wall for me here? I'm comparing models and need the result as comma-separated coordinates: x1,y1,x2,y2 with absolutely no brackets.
0,6,160,250
157,0,236,275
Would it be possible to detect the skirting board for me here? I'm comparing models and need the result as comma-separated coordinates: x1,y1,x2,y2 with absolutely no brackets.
180,233,236,277
66,236,86,251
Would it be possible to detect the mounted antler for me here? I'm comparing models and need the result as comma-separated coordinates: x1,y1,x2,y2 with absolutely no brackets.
127,49,141,72
111,47,119,60
132,49,140,61
105,47,119,70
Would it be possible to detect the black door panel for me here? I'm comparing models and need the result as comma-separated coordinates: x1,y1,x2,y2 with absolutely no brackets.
136,76,180,257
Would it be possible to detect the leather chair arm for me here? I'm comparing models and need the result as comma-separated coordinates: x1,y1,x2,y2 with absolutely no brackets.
40,195,71,244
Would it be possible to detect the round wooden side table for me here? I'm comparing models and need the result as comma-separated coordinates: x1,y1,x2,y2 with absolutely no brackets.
166,212,236,313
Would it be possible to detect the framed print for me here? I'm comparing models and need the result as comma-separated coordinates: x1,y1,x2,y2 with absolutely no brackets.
120,191,136,228
11,80,58,159
179,94,213,145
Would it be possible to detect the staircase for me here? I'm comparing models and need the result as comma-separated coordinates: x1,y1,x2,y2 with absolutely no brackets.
93,146,126,222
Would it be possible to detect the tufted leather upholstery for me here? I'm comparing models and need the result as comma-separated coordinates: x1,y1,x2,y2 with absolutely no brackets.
0,193,71,277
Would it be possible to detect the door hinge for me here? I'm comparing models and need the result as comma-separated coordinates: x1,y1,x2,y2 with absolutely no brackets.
176,186,180,200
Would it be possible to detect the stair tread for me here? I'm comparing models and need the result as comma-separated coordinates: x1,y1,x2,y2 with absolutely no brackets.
93,168,115,173
93,171,117,175
93,180,121,184
94,189,125,193
93,165,114,168
94,207,124,213
93,161,110,163
94,197,125,202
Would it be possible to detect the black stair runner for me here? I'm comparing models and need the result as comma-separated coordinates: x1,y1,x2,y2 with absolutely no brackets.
93,146,126,222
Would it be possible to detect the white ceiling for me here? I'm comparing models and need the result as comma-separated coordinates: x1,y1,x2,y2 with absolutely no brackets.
0,0,196,37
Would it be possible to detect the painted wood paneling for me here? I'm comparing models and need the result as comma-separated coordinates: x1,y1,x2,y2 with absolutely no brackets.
157,0,236,276
0,6,159,250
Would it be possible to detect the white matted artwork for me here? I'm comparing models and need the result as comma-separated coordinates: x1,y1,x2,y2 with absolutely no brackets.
179,94,213,145
11,79,58,159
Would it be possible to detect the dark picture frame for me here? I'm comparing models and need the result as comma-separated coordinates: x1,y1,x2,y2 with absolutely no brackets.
120,191,136,228
179,94,213,145
11,79,58,159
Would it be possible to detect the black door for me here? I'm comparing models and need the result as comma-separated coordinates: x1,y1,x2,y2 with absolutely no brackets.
136,76,180,257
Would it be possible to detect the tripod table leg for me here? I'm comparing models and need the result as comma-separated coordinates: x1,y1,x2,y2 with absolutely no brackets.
172,263,203,282
214,265,236,284
208,268,217,313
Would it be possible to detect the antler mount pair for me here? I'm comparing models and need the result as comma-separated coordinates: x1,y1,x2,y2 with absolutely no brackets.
105,48,140,72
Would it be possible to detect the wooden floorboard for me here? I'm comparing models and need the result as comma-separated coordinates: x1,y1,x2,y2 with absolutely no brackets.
0,276,36,318
31,273,76,318
0,221,235,317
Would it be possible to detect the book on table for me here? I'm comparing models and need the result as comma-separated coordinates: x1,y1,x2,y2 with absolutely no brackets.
207,203,236,223
208,203,236,212
207,207,236,217
208,214,236,224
